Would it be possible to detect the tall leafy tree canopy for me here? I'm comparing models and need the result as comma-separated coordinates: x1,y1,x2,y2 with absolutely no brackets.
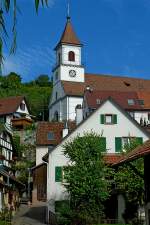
62,132,112,224
113,139,144,224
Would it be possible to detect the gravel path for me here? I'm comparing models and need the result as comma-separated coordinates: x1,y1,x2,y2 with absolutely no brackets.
12,203,47,225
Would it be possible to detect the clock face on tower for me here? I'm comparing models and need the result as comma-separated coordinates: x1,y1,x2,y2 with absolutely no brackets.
69,70,76,77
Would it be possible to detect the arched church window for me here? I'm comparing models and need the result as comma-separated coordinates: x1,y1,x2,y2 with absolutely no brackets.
68,51,75,62
54,111,59,122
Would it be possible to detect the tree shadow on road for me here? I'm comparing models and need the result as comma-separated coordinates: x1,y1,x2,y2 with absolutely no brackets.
22,206,46,223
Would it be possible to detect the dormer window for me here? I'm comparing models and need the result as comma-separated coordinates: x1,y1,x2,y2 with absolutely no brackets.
137,99,144,106
96,99,101,105
48,132,55,140
20,103,25,111
68,51,75,62
127,99,135,105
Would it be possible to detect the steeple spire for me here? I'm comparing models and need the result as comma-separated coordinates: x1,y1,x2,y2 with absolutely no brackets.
67,0,70,20
55,5,82,49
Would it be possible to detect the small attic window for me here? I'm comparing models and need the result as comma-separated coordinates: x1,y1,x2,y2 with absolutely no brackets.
2,132,7,141
48,132,55,140
128,99,135,105
124,81,131,87
137,99,144,106
96,99,101,105
20,103,25,111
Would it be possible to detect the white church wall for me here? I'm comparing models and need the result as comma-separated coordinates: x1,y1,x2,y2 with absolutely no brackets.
49,101,62,121
53,67,61,86
61,98,68,121
62,44,81,65
50,81,65,105
60,65,84,83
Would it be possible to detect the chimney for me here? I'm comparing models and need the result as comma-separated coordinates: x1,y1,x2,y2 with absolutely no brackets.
75,105,83,125
85,85,93,92
62,121,69,138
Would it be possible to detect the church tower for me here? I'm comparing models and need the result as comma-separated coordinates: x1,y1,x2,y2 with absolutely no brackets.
53,16,85,84
49,15,85,122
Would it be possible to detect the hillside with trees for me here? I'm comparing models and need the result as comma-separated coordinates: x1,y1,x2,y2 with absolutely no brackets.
0,72,52,120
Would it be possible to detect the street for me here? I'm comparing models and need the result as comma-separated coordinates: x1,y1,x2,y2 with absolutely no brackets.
12,203,47,225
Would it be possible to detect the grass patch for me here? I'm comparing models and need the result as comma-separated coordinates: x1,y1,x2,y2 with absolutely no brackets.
0,221,10,225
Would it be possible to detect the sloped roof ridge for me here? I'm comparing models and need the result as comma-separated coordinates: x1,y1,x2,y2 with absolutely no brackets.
85,73,150,81
43,97,150,160
113,139,150,166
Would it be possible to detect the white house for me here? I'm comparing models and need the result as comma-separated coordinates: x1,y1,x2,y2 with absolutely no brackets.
0,96,32,130
32,121,76,204
45,97,150,222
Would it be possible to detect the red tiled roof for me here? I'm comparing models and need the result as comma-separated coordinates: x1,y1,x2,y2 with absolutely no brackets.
113,140,150,166
137,91,150,109
103,154,123,165
0,96,24,116
62,73,150,97
85,73,150,92
56,18,81,48
84,90,150,110
62,81,85,96
36,121,76,146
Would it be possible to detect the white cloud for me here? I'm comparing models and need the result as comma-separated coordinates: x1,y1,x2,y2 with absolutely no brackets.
2,43,55,81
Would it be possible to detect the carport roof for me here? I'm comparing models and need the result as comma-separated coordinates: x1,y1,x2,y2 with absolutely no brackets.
113,140,150,166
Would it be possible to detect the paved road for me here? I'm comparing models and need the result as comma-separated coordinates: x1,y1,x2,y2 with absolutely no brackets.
12,203,47,225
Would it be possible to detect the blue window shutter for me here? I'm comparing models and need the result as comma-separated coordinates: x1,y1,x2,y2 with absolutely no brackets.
115,137,122,152
55,167,62,182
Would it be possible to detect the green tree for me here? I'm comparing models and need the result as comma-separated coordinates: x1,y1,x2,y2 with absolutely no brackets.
113,139,144,224
35,74,51,87
62,132,112,225
1,72,21,89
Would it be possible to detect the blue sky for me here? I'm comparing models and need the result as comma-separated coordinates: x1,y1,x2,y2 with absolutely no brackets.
2,0,150,82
